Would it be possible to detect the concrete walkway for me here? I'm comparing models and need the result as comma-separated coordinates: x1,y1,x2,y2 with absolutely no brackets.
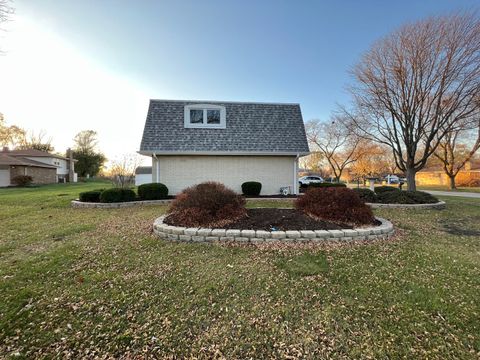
424,190,480,199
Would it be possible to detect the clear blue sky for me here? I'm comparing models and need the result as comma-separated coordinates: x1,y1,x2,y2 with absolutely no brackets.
1,0,478,159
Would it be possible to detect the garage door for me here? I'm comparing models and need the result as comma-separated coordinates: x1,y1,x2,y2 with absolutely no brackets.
0,167,10,187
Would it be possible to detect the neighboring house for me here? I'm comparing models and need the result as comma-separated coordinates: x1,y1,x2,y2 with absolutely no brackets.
139,99,310,195
0,148,77,186
135,166,152,186
416,160,480,186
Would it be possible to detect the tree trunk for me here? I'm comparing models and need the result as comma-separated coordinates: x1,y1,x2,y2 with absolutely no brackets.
406,168,416,191
448,174,457,190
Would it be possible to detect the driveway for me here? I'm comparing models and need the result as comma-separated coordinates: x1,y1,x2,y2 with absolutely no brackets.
424,190,480,199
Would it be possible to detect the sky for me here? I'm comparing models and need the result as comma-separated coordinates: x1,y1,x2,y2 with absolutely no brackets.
0,0,478,164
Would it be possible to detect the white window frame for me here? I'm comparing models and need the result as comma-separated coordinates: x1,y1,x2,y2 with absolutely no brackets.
184,104,226,129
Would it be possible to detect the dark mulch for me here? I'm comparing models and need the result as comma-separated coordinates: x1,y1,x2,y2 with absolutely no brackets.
222,208,353,231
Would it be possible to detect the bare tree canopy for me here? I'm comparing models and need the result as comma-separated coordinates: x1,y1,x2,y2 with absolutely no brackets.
17,130,54,152
0,0,13,26
433,118,480,189
73,130,99,154
306,118,363,182
344,13,480,190
108,154,142,188
0,0,14,53
0,113,26,148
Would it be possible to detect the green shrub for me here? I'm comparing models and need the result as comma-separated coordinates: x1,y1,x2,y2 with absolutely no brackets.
241,181,262,196
138,183,169,200
11,175,33,187
167,182,246,228
100,188,136,203
79,189,104,202
374,185,400,194
406,191,439,204
309,182,347,188
295,187,375,225
352,188,377,203
377,190,439,204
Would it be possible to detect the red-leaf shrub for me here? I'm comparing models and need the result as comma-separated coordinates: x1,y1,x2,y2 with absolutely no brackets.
295,187,375,225
166,182,247,228
11,175,33,187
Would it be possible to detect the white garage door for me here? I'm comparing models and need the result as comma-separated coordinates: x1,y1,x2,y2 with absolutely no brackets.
0,167,11,187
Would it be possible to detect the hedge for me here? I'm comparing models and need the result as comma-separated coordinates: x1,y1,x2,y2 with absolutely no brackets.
309,182,347,188
241,181,262,196
79,189,104,203
377,190,438,204
352,188,377,203
100,188,136,203
374,185,400,194
138,183,169,200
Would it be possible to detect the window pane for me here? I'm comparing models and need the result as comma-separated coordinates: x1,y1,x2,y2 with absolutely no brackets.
207,110,221,124
190,109,203,124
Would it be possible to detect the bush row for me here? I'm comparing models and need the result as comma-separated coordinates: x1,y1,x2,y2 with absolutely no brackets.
79,183,169,203
352,187,439,204
166,182,376,228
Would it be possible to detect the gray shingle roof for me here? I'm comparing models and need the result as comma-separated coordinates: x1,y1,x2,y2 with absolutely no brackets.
139,100,309,154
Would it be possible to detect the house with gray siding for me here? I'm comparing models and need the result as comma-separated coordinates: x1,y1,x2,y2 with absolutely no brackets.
138,99,310,195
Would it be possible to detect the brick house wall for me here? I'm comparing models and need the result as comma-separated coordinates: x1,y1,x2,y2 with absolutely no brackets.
416,170,480,186
10,166,57,184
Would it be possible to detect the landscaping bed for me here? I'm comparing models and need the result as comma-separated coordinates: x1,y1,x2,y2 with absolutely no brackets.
2,181,480,358
353,186,445,208
166,208,356,230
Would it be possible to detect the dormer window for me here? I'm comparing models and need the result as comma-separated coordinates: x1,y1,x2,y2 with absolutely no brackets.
184,104,226,129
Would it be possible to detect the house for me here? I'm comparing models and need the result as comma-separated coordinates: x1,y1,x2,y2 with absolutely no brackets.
138,99,310,195
135,166,152,186
416,160,480,187
0,148,77,186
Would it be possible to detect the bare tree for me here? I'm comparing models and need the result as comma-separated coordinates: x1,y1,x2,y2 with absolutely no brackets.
298,151,324,174
73,130,99,154
0,113,26,149
344,13,480,190
348,143,393,184
0,0,14,53
306,118,363,182
433,117,480,189
108,154,142,188
17,130,54,152
0,1,13,27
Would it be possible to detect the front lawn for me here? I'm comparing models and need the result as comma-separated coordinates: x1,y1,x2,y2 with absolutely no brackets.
1,182,479,358
417,185,480,193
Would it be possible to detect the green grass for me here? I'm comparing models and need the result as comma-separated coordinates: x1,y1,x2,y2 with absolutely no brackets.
1,182,479,358
417,185,480,193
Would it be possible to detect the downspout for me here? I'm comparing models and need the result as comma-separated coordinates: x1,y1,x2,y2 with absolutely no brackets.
293,153,300,195
152,153,159,183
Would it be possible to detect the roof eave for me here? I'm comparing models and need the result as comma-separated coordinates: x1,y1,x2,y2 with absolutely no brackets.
138,150,310,157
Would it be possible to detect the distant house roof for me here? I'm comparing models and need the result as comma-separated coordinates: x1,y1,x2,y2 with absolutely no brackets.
139,99,310,155
0,153,57,168
135,166,152,175
3,149,75,161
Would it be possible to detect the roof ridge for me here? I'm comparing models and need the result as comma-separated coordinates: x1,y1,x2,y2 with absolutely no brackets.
149,99,300,106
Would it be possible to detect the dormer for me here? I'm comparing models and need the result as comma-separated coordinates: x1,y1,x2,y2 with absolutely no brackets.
184,104,226,129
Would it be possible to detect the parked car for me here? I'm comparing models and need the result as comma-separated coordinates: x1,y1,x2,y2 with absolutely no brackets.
382,174,400,184
299,176,324,186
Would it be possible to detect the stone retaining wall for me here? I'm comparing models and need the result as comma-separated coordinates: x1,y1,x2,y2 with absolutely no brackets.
71,199,171,208
72,199,445,210
153,216,394,243
366,201,445,209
